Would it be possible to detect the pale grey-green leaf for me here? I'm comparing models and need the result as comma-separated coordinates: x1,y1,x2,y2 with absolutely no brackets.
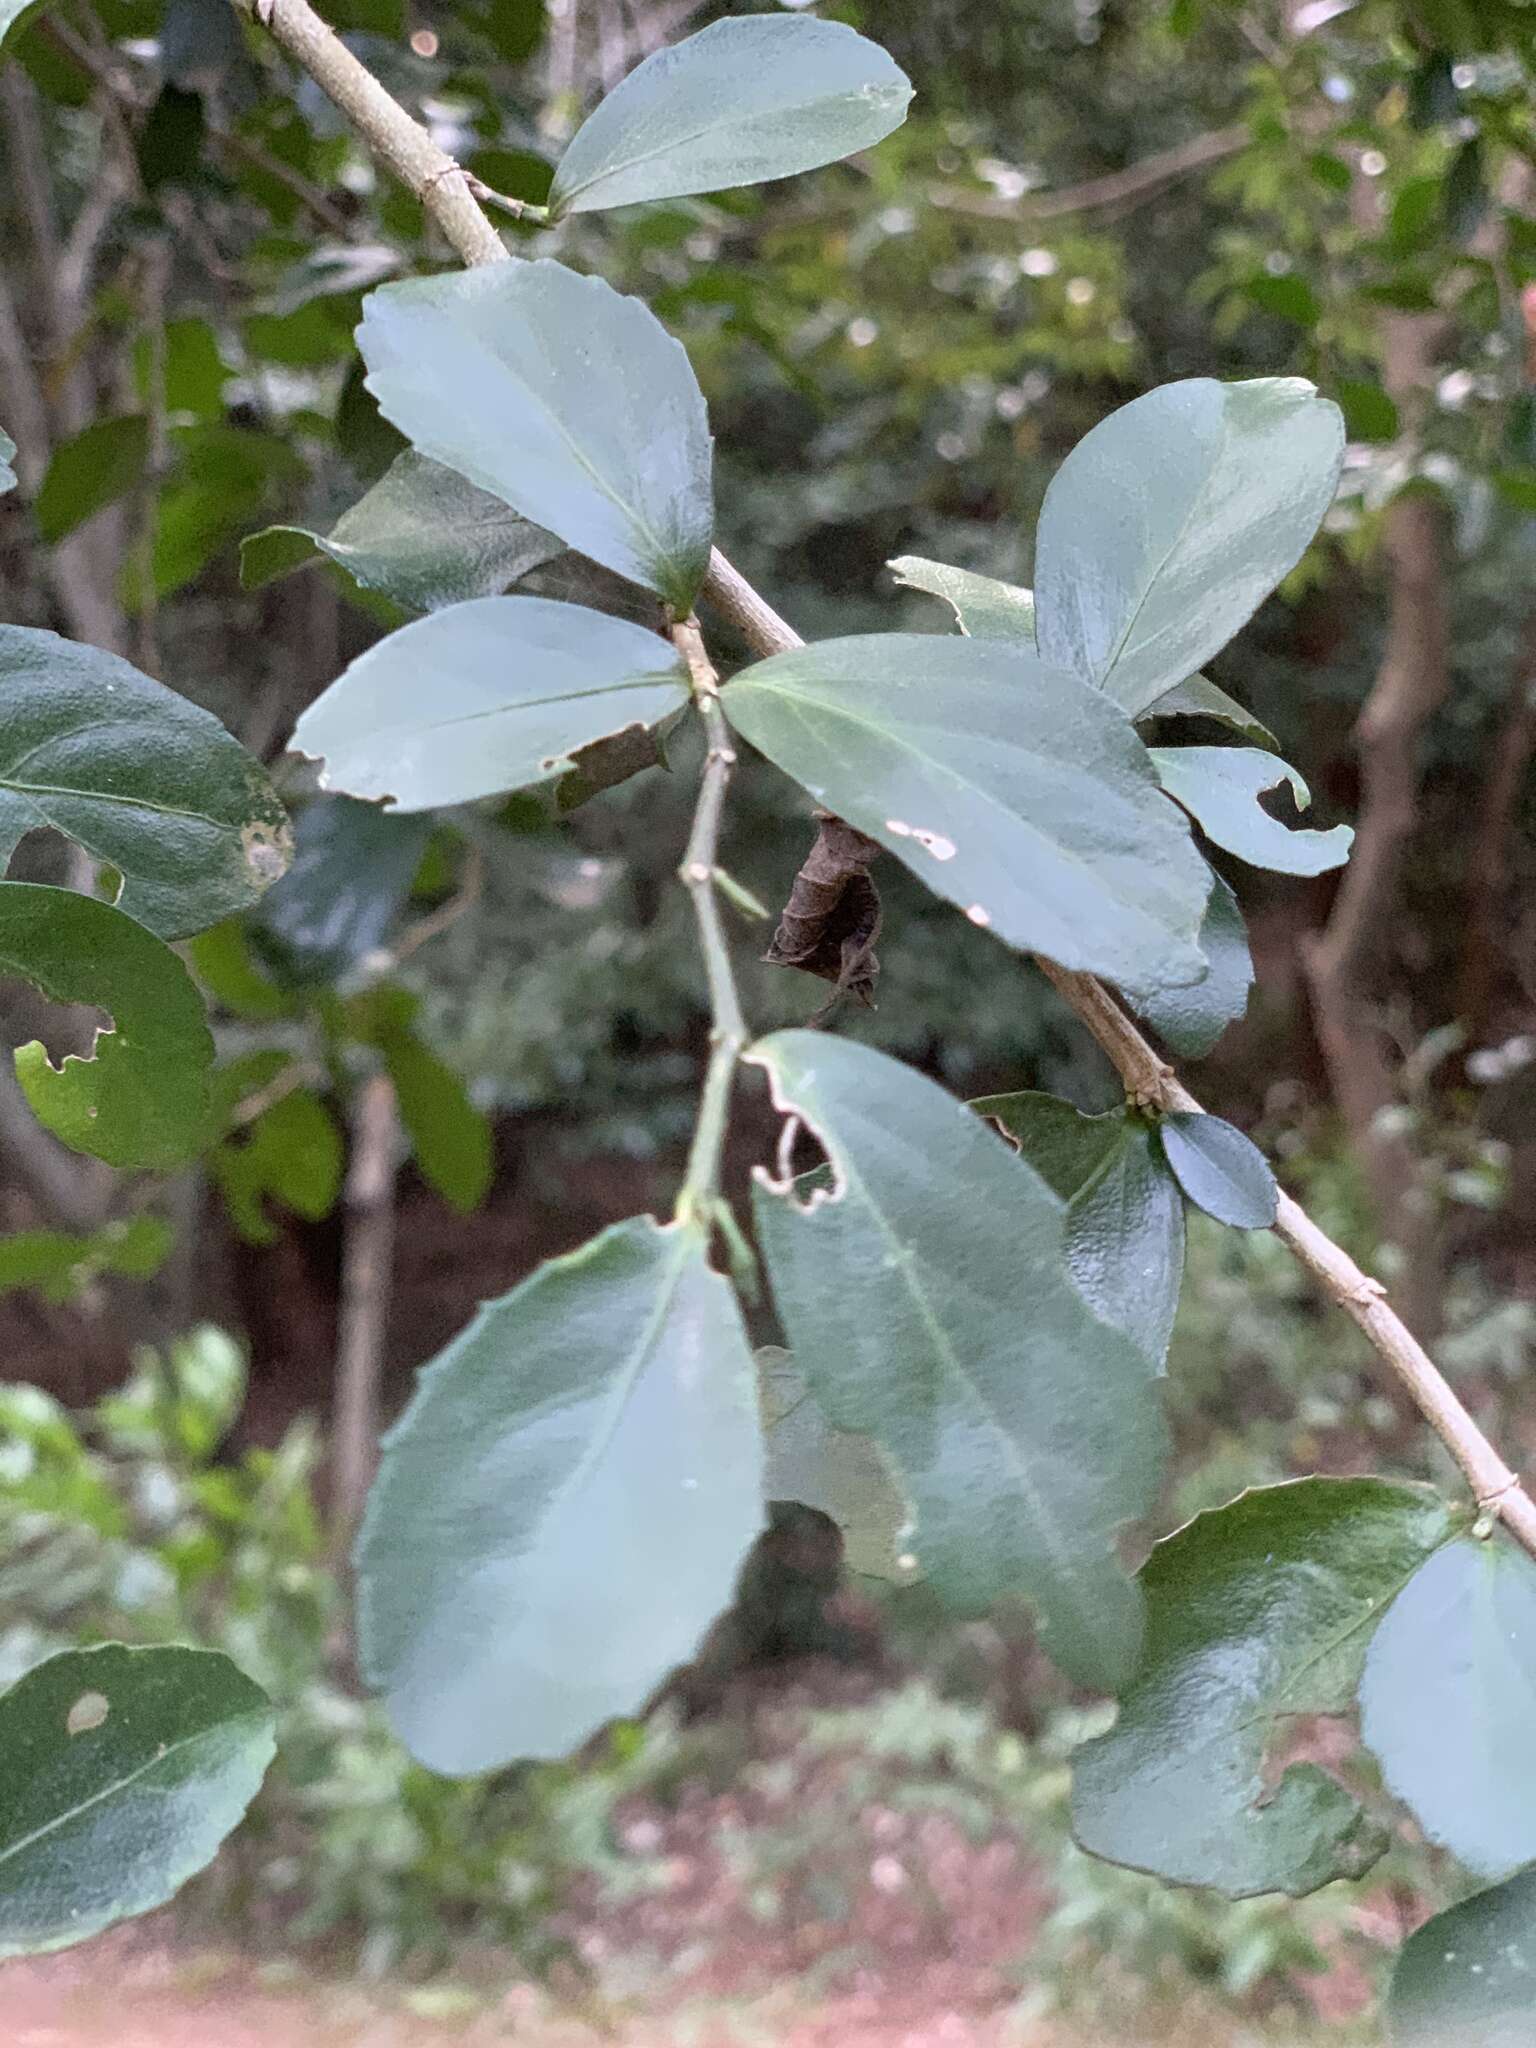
356,1215,764,1772
357,261,713,609
291,595,688,812
751,1031,1166,1694
1036,378,1344,714
887,556,1036,642
723,635,1210,991
1150,746,1353,876
1158,1111,1278,1230
548,15,912,218
1361,1536,1536,1879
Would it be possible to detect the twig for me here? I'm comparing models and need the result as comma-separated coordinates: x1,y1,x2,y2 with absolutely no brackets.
672,617,746,1227
225,0,1536,1562
389,844,486,964
331,1070,399,1556
928,125,1247,225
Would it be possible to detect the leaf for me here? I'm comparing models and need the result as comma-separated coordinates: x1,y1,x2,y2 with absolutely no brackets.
0,1216,173,1304
887,556,1035,642
1123,870,1253,1058
1338,379,1400,445
352,987,493,1214
240,451,566,614
1360,1536,1536,1879
0,1643,274,1957
1157,1111,1278,1229
1142,673,1277,751
1034,378,1344,717
722,635,1210,992
356,1215,764,1772
1150,745,1353,876
975,1094,1185,1372
293,596,688,813
1245,273,1320,327
249,797,432,987
1388,1864,1536,2048
211,1057,344,1246
0,426,15,493
0,882,214,1169
547,15,912,219
0,0,43,46
750,1031,1167,1694
759,1347,912,1584
1071,1478,1462,1897
0,625,292,938
357,261,714,608
34,416,149,543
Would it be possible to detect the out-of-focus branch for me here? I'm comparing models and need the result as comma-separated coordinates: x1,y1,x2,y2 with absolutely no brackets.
928,125,1246,224
331,1072,399,1555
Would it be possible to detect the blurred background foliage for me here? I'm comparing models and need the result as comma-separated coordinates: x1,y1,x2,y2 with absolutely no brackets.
3,0,1536,2021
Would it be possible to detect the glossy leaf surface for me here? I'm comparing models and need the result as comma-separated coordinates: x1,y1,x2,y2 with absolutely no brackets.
1151,746,1353,876
1035,378,1344,714
0,1644,274,1957
723,635,1210,990
751,1032,1166,1693
0,883,214,1168
240,450,564,613
1361,1536,1536,1878
1123,872,1253,1058
548,15,912,218
1072,1478,1461,1896
1388,1865,1536,2047
357,1216,763,1772
357,261,713,607
1157,1111,1278,1229
0,626,291,938
292,596,688,812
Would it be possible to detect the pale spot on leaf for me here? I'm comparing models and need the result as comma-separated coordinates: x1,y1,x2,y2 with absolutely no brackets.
67,1691,109,1735
913,829,956,861
241,818,293,885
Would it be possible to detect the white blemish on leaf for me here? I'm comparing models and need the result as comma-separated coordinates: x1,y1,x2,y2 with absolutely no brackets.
913,829,956,861
67,1691,109,1735
884,818,912,837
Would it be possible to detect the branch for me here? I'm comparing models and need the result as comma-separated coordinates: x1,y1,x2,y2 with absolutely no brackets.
331,1070,399,1556
928,124,1246,225
227,0,1536,1562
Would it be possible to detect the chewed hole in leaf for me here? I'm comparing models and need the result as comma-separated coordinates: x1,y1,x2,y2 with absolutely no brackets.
746,1053,844,1208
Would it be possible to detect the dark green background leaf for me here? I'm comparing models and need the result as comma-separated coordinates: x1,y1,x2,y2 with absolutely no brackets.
1123,871,1253,1058
1158,1111,1278,1229
0,1643,274,1957
35,416,149,543
1388,1864,1536,2048
249,797,432,988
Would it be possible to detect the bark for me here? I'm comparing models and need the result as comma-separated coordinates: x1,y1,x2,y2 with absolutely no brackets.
1456,621,1536,1039
330,1073,400,1556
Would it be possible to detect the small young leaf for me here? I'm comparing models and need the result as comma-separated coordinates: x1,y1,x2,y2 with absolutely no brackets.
1072,1478,1462,1897
357,1216,764,1771
1360,1536,1536,1878
1035,378,1344,716
1150,746,1353,876
974,1093,1185,1371
357,261,714,608
1157,1111,1278,1229
212,1057,344,1246
250,797,433,988
240,450,565,613
1388,1864,1536,2048
759,1347,912,1584
34,415,149,543
1122,871,1253,1058
0,625,292,938
751,1032,1167,1694
352,987,493,1214
547,15,912,219
292,596,689,812
887,556,1036,642
0,1643,274,1958
723,635,1211,993
0,882,214,1169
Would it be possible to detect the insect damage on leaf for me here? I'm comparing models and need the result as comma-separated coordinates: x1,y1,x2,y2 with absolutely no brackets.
241,817,293,886
765,814,883,1013
66,1691,110,1735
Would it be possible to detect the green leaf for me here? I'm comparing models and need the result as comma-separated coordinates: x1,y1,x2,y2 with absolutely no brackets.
1388,1864,1536,2048
0,1643,274,1957
750,1031,1167,1693
547,15,912,219
250,797,433,987
240,451,566,614
1360,1536,1536,1878
1124,871,1253,1058
1157,1111,1277,1229
35,415,150,543
1034,378,1344,717
211,1058,344,1246
1150,745,1353,876
188,919,295,1022
975,1094,1185,1372
293,596,688,814
1143,673,1277,751
759,1347,912,1584
887,556,1036,641
357,261,714,608
1338,379,1400,444
357,1215,763,1771
0,625,292,938
1245,273,1320,327
1071,1478,1462,1897
0,0,43,46
722,635,1210,991
352,987,493,1214
0,883,214,1169
0,425,15,494
0,1216,173,1304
